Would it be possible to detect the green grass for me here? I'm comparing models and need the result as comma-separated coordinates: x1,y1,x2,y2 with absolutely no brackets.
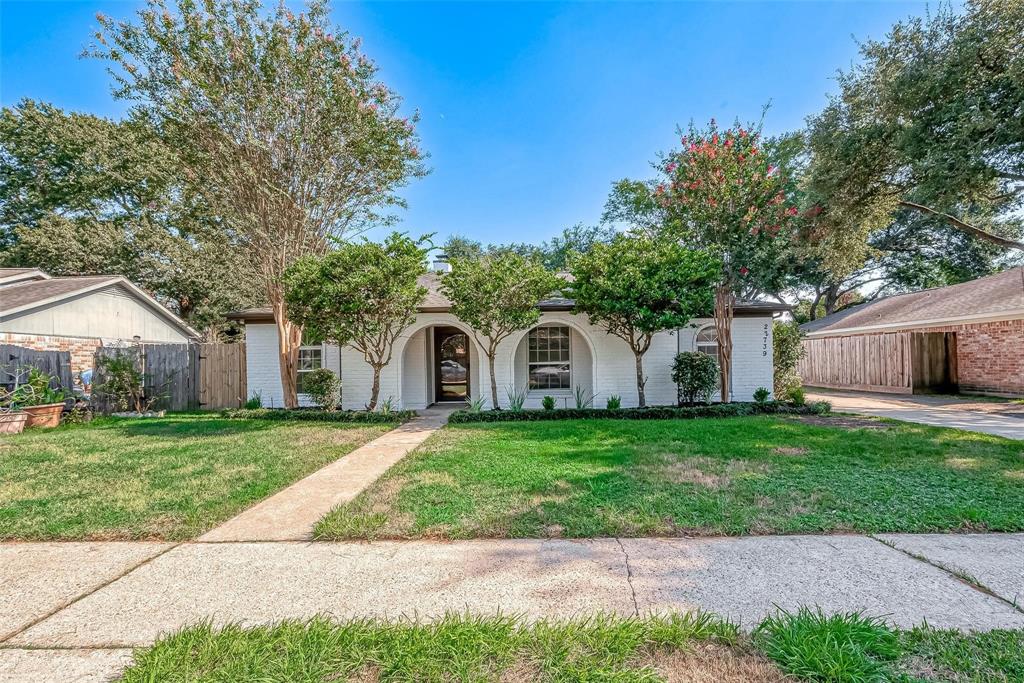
0,415,389,540
315,416,1024,539
119,612,1024,682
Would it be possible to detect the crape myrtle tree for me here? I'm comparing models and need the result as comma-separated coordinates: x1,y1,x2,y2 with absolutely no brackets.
657,120,799,402
440,253,562,409
283,233,429,411
93,0,426,407
568,233,717,407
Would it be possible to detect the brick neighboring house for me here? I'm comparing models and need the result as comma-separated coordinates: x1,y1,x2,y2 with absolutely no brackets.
799,267,1024,397
0,268,199,379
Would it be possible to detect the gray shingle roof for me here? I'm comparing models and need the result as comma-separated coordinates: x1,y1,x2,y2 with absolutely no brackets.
0,276,121,313
801,267,1024,336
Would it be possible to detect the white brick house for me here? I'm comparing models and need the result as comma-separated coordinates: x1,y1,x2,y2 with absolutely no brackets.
229,272,783,410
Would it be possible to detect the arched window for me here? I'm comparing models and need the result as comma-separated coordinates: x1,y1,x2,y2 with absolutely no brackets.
694,325,719,359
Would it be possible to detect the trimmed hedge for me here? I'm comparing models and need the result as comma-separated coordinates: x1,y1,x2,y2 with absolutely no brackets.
220,407,416,424
448,400,831,424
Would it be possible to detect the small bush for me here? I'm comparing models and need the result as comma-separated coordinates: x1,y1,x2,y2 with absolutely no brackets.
448,400,828,424
221,408,414,424
672,352,719,405
301,368,342,411
465,396,486,413
753,386,771,404
244,391,263,409
787,386,806,406
755,607,900,682
774,320,805,396
606,394,622,410
542,395,556,411
573,385,594,409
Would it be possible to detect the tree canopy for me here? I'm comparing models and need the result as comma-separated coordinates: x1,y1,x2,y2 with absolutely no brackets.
441,252,562,408
568,234,718,406
283,233,429,410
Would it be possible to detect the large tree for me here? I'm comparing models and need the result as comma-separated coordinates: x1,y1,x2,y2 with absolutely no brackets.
805,0,1024,270
440,224,618,272
93,0,426,406
657,120,799,402
568,234,717,407
0,99,255,337
441,253,561,409
283,233,428,410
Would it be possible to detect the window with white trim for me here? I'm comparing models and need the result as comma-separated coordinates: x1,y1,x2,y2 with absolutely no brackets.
695,325,719,359
296,334,323,394
528,326,570,390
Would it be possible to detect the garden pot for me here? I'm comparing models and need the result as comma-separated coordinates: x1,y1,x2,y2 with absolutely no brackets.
0,411,29,435
23,402,65,429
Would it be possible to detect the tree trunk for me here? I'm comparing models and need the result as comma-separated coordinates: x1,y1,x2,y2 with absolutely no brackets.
714,284,734,403
634,350,647,408
270,289,301,409
487,352,499,410
367,365,381,411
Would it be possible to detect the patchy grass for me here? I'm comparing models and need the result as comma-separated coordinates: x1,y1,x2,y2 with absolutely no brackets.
315,416,1024,540
119,612,768,683
0,415,388,540
119,612,1024,682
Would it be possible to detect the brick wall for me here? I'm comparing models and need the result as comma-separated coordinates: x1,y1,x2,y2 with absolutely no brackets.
915,319,1024,397
0,332,100,375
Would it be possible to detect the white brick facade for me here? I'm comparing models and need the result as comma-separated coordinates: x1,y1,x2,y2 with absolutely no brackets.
244,312,775,410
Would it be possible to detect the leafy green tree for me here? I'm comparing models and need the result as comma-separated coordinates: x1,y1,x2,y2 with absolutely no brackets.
657,120,799,402
440,225,617,273
93,0,426,407
0,100,256,336
772,321,805,395
284,234,429,411
568,234,718,407
440,253,561,409
805,0,1024,271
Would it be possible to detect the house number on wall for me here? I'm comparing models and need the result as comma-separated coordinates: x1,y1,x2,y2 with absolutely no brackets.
762,323,770,357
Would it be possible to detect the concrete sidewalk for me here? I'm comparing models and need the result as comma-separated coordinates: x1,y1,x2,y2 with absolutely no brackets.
2,534,1023,682
199,407,453,542
808,390,1024,440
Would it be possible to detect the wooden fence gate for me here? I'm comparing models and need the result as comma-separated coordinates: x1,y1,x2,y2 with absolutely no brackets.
93,344,200,413
199,342,247,409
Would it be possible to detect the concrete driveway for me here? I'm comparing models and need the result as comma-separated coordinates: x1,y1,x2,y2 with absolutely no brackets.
807,390,1024,440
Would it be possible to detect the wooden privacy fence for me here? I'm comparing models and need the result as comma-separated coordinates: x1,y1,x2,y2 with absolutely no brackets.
799,331,957,394
91,342,246,413
0,344,74,392
199,343,247,410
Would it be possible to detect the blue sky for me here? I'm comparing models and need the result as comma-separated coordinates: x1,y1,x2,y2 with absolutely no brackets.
2,1,941,247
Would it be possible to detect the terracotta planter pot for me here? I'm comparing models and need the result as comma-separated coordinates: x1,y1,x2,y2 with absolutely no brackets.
0,411,29,435
23,402,65,429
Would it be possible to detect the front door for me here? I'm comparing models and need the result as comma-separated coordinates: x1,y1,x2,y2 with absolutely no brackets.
434,327,470,402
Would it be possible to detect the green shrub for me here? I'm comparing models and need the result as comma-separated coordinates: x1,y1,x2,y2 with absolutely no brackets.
465,396,486,413
301,368,341,411
753,386,771,404
448,400,829,424
505,385,526,412
606,394,622,410
787,386,807,406
244,391,263,409
573,385,594,409
542,395,556,411
755,608,900,682
774,320,805,396
672,352,719,405
221,408,414,424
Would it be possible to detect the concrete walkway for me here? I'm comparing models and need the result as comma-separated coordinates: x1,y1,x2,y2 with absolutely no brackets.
2,534,1023,680
808,390,1024,440
199,407,453,542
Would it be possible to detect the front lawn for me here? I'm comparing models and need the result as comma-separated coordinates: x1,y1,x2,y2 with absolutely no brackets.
119,611,1024,682
0,415,389,540
316,416,1024,539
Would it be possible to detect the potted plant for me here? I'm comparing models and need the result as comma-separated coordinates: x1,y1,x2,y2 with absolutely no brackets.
0,371,32,434
14,367,68,428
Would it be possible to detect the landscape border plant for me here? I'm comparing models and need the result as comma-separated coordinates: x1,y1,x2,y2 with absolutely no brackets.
221,408,414,424
448,400,830,423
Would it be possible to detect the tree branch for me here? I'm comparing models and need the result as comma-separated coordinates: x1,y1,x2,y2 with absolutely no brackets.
898,201,1024,250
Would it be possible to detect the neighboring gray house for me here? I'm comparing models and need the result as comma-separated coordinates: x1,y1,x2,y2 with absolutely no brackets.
229,268,785,410
0,268,199,374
